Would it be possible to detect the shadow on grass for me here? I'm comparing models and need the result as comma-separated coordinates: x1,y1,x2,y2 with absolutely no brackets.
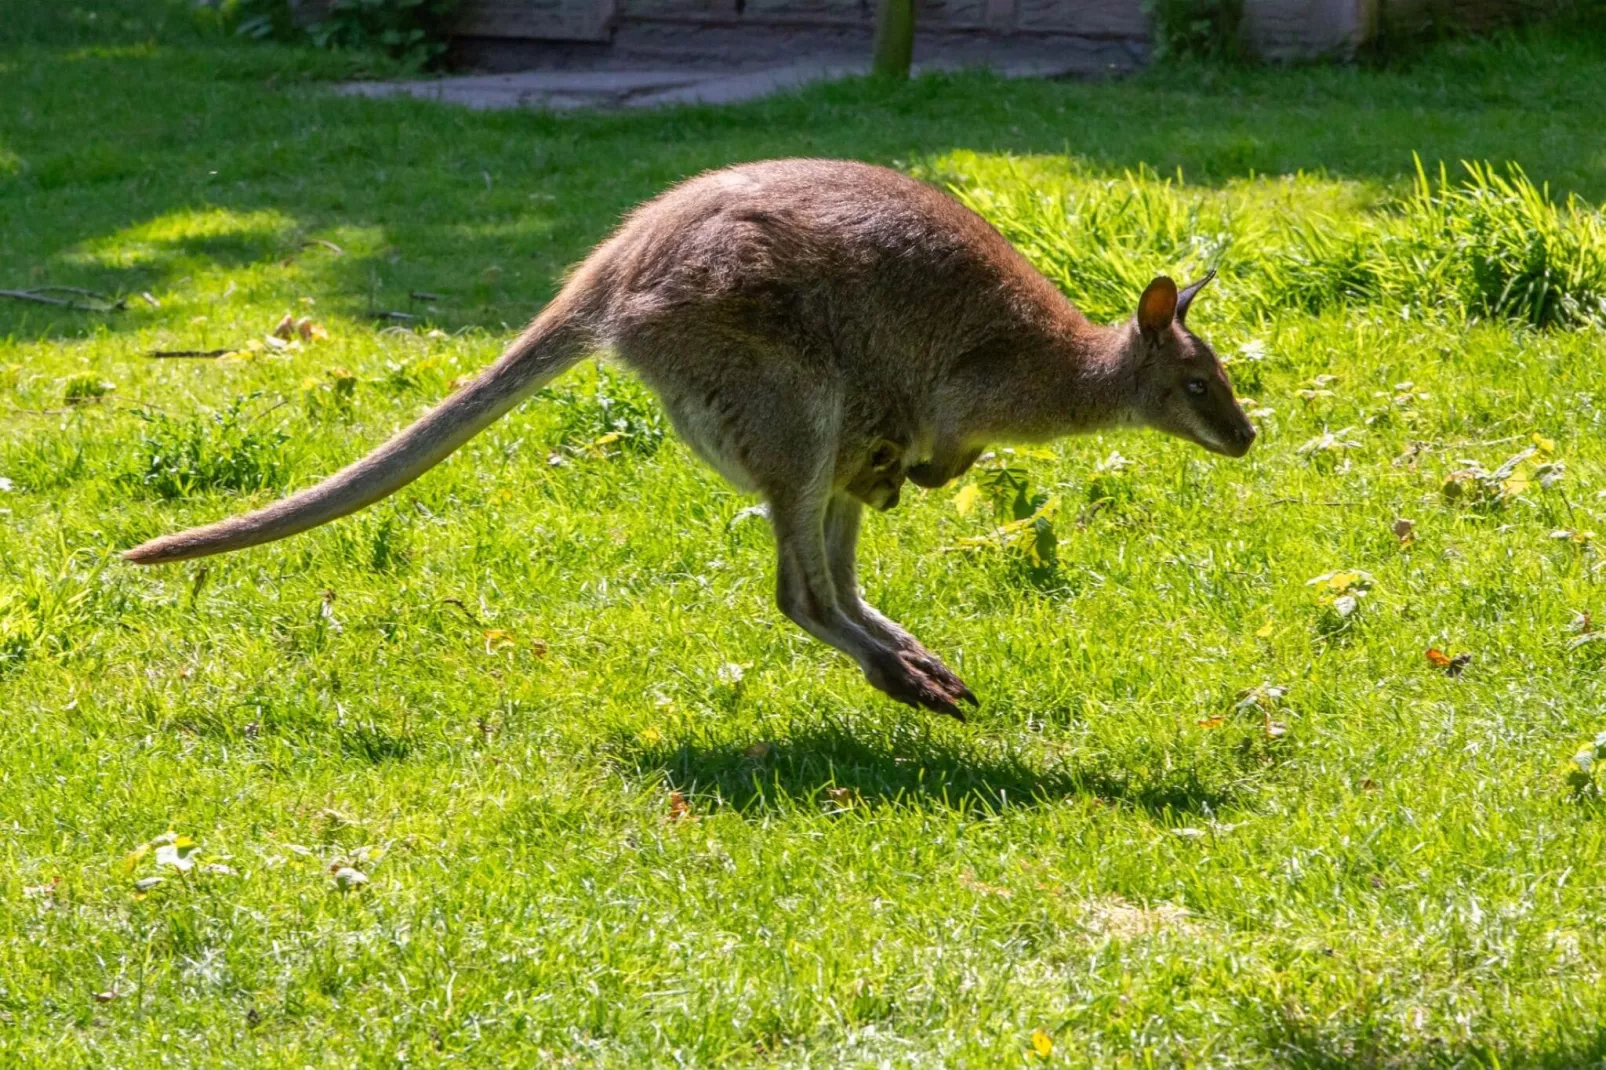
5,13,1606,342
615,717,1236,818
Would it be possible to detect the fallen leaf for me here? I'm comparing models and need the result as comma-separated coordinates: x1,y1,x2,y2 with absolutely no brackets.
825,786,857,809
483,628,516,652
1426,649,1471,677
1196,716,1225,729
155,837,198,871
23,878,60,901
726,502,770,529
1031,1029,1054,1058
640,725,663,744
93,991,118,1004
1255,621,1275,639
133,876,164,892
1307,570,1372,595
295,317,329,342
667,791,694,822
743,741,772,760
332,866,368,890
1393,518,1415,545
271,313,295,340
953,483,982,517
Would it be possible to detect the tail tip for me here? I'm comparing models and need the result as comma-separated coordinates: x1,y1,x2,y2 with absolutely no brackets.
122,539,175,565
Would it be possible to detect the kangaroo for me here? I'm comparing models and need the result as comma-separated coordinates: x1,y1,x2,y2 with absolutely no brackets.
123,159,1255,718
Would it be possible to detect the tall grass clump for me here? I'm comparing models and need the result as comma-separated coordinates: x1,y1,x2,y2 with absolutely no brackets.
1399,158,1606,328
937,152,1606,331
120,395,291,500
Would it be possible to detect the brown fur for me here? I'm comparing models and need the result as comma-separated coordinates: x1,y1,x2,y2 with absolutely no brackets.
123,159,1255,717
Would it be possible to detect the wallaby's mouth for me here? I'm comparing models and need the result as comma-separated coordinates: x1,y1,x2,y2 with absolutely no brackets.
1194,424,1257,458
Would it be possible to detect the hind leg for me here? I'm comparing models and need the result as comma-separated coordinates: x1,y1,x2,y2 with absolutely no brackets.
825,494,977,711
771,478,972,718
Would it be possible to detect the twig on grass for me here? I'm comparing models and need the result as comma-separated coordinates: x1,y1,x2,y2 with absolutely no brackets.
442,598,488,629
0,288,126,312
148,349,239,359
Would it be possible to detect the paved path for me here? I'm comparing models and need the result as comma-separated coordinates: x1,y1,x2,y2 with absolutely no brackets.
335,42,1140,112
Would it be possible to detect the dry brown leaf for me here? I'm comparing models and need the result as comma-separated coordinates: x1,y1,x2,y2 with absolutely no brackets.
1426,648,1471,677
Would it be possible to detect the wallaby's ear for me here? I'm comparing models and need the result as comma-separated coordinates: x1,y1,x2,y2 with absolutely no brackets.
1137,276,1178,338
1176,268,1217,325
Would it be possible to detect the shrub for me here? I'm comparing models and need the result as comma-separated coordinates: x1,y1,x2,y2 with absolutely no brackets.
1143,0,1244,61
229,0,459,69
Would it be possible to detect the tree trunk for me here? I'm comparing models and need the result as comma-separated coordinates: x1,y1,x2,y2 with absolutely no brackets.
872,0,915,78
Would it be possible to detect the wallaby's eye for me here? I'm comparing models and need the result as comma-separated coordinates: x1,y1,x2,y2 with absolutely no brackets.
1185,378,1208,396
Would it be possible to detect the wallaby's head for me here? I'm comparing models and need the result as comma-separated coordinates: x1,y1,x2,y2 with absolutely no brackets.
1127,270,1256,458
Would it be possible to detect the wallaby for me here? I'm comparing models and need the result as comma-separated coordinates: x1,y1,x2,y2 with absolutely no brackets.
124,159,1255,718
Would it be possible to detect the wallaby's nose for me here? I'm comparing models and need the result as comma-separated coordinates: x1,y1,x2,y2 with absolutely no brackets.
1232,424,1257,456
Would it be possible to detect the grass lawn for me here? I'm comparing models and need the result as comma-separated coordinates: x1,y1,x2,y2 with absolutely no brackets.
6,5,1606,1067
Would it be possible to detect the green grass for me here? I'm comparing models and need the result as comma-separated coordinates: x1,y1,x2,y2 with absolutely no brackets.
6,6,1606,1067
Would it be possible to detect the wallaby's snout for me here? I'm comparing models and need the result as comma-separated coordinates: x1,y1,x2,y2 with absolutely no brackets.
1131,269,1257,459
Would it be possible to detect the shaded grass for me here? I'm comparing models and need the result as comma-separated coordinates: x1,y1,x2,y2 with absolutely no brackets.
5,7,1606,1069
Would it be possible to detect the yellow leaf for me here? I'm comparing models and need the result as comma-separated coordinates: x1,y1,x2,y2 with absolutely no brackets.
1532,432,1556,455
640,726,663,744
483,629,515,652
1255,622,1275,639
953,484,981,517
1031,1029,1054,1058
1197,716,1225,729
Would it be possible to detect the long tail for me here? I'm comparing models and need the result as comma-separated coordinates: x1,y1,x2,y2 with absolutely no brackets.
123,302,594,565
